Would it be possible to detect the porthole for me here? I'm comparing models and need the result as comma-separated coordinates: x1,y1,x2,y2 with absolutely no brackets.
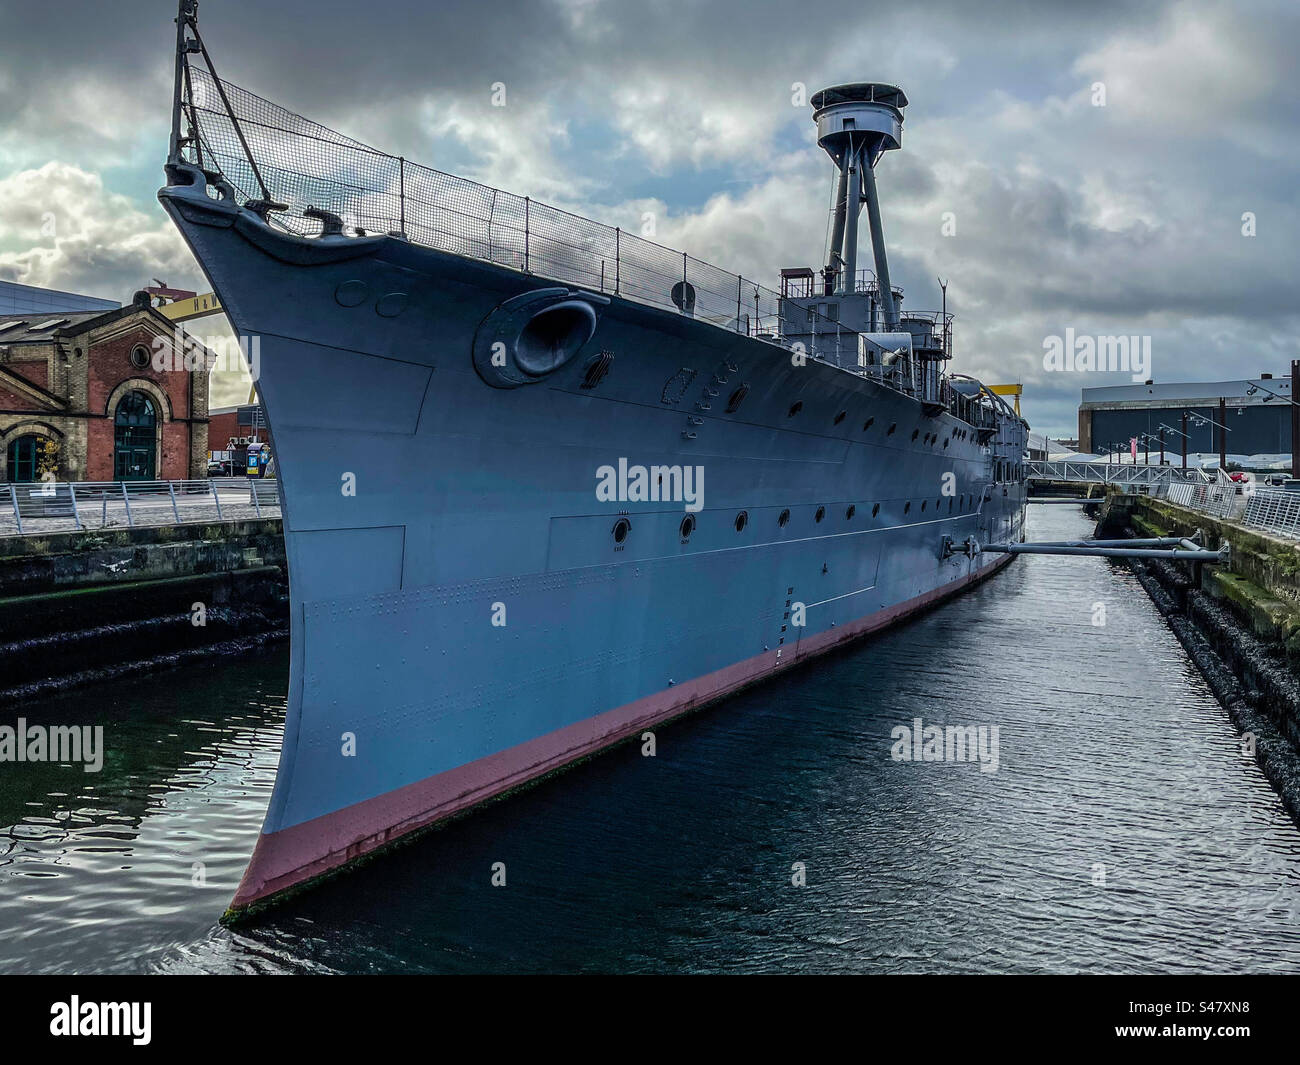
734,510,748,533
922,500,928,512
845,504,856,520
815,506,826,523
680,514,695,540
887,423,897,435
872,503,880,517
863,417,875,431
943,438,950,449
129,344,150,369
834,410,847,425
948,498,954,512
788,401,803,417
912,429,920,441
612,518,631,544
936,498,942,510
904,502,911,514
778,508,790,527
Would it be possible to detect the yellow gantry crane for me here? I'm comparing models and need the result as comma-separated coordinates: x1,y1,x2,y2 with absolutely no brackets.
154,291,223,323
152,290,257,404
988,383,1022,417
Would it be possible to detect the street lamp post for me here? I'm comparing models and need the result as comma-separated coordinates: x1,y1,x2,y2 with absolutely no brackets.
1158,422,1188,470
1293,360,1299,479
1244,375,1300,479
1181,409,1232,473
1218,397,1227,472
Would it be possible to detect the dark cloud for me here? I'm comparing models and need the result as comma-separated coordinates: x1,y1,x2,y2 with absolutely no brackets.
0,0,1295,436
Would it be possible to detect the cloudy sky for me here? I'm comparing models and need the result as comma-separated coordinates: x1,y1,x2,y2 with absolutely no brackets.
0,0,1296,434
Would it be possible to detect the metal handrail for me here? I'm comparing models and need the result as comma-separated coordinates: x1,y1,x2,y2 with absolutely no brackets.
176,61,970,413
4,478,279,534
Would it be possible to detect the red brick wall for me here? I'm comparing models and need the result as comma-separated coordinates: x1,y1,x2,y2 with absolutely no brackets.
87,326,194,481
7,360,49,391
0,383,31,409
208,411,238,449
208,411,272,452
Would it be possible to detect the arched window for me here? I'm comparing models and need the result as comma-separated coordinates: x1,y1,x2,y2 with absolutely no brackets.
6,434,54,483
114,391,157,481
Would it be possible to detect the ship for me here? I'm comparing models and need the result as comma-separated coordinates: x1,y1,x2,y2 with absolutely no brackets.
158,2,1029,920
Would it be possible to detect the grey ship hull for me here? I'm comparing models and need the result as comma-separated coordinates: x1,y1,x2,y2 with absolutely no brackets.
161,177,1027,915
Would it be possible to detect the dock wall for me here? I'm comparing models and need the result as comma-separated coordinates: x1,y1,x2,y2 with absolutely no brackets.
1100,493,1300,823
0,519,288,706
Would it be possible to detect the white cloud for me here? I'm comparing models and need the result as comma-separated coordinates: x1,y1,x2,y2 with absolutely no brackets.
0,163,199,302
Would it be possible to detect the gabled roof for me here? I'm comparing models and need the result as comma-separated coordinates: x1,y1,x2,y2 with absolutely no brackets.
0,309,106,343
0,293,204,350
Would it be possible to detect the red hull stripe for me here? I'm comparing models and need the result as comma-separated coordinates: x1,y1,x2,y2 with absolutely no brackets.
230,554,1012,912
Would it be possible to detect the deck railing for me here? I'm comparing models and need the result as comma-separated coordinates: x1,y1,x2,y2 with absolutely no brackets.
180,64,950,398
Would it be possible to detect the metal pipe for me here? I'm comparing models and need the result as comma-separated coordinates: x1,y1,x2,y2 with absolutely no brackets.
1219,396,1227,471
860,148,897,329
168,1,190,164
982,542,1226,562
1026,498,1096,504
838,142,860,296
1292,358,1299,479
827,161,849,291
9,485,22,536
1021,537,1197,548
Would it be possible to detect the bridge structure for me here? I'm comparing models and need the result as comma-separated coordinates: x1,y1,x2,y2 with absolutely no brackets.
1025,458,1209,496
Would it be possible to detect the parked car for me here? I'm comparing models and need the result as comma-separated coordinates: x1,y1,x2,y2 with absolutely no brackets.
207,459,234,476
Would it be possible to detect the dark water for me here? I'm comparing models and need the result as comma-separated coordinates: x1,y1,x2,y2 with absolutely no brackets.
3,506,1299,974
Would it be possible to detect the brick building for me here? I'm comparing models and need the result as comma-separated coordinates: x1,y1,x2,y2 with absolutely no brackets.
208,404,271,451
0,291,210,482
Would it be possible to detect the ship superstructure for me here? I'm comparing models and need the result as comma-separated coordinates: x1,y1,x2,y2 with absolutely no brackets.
159,2,1028,918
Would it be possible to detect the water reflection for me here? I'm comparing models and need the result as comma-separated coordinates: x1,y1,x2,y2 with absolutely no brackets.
3,506,1299,973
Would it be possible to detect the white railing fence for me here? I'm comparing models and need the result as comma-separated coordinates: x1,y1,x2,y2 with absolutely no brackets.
1026,459,1209,495
1242,488,1300,539
1166,479,1247,520
3,479,280,535
1163,471,1300,540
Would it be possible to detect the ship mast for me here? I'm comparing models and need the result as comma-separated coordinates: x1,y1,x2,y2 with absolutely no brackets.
169,1,200,166
810,84,907,330
167,0,271,202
